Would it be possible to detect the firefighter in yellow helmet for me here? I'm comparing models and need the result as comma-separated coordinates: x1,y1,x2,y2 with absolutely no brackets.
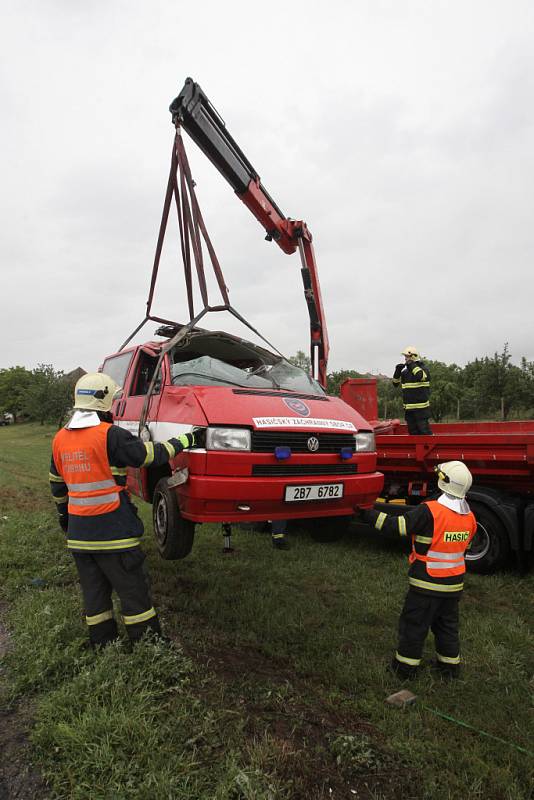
49,373,195,648
392,346,432,435
359,461,477,679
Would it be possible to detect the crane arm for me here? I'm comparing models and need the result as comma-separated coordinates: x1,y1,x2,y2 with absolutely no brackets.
169,78,329,387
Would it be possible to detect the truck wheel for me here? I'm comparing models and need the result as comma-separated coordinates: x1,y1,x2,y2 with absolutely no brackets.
466,501,510,574
152,478,195,560
309,516,352,543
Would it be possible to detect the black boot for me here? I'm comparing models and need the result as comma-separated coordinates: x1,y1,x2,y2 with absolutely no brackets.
89,618,119,650
389,657,419,680
272,536,290,550
432,660,461,680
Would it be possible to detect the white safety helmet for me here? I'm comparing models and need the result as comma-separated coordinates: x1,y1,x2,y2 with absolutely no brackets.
401,345,420,359
73,372,121,413
435,461,473,499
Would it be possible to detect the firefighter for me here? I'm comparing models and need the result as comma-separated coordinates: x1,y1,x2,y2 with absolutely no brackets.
393,346,432,435
359,461,477,679
49,372,195,648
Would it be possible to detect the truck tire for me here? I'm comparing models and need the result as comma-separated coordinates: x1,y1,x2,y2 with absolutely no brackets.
152,478,195,560
308,515,352,543
466,500,510,574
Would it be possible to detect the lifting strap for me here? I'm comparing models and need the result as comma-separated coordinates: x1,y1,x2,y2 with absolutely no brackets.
117,125,285,434
145,128,230,322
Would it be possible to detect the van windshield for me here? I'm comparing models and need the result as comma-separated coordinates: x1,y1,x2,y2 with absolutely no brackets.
168,331,324,395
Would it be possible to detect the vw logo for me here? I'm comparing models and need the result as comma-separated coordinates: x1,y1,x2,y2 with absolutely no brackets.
307,436,320,452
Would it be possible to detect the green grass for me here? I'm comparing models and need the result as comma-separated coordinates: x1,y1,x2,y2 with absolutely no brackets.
1,423,533,799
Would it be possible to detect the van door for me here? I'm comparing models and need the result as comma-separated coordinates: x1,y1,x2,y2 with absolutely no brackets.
101,349,136,421
118,349,166,498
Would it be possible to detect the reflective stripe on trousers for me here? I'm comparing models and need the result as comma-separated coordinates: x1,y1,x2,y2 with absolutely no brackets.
122,607,157,625
67,537,141,551
86,609,114,626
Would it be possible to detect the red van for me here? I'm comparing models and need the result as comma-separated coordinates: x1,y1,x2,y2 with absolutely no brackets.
101,325,383,559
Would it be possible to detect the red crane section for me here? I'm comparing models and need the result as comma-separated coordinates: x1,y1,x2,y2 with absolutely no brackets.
169,78,329,387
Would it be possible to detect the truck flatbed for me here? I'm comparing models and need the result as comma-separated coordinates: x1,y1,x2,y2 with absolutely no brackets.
375,420,534,494
341,378,534,572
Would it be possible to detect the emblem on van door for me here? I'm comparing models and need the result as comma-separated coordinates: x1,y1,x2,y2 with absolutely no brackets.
283,397,310,417
307,436,320,452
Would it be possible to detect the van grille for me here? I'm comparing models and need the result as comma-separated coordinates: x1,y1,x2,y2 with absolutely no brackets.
251,464,357,477
251,431,355,453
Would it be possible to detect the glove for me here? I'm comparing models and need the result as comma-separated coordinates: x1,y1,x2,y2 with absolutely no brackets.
176,432,195,450
58,514,69,533
393,363,404,378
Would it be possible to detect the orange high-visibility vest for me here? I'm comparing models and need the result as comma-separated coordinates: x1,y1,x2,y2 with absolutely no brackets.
409,500,477,578
53,423,123,516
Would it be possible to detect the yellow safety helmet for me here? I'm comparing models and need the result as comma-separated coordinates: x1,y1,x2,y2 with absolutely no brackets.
73,373,121,413
401,345,420,359
434,461,473,499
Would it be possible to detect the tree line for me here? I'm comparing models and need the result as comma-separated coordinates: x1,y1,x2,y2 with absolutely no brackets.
2,344,534,426
0,365,80,426
292,344,534,421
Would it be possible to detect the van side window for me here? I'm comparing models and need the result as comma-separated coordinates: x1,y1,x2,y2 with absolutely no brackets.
101,351,134,388
130,353,161,396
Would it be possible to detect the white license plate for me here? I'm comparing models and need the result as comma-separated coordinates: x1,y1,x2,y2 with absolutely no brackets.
284,483,344,502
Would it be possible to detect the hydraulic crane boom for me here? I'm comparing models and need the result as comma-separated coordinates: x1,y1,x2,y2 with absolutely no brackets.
169,78,330,388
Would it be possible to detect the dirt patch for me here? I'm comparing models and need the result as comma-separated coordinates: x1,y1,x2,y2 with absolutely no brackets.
0,608,48,800
0,487,49,514
170,624,418,799
0,704,49,800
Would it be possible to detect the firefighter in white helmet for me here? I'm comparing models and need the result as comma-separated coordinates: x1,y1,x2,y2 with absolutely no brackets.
392,346,432,435
359,460,477,679
49,372,196,648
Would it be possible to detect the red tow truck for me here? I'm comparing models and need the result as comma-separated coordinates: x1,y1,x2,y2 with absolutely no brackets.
100,79,383,559
341,378,534,573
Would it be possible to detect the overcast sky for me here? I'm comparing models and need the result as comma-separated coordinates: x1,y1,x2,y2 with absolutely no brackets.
2,0,533,376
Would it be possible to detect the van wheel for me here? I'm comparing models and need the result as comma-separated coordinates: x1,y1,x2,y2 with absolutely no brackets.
309,516,352,543
466,501,510,574
152,478,195,560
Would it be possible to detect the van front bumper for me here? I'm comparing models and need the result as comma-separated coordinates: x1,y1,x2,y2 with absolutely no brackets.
176,471,384,523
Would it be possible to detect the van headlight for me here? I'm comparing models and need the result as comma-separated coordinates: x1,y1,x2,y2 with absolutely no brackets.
206,427,251,451
354,431,375,452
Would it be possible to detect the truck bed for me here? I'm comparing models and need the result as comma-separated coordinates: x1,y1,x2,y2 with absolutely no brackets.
374,419,534,494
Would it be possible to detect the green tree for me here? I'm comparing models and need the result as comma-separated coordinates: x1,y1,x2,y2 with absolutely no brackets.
288,350,311,373
466,344,527,420
24,364,72,426
326,369,363,397
0,366,33,422
425,360,462,422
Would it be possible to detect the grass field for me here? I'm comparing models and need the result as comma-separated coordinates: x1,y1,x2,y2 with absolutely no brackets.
0,423,533,799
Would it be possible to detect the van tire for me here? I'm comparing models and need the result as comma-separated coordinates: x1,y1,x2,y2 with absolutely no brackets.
152,478,195,560
466,500,510,574
309,516,352,543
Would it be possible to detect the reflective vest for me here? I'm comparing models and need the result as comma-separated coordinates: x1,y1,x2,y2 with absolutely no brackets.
52,423,123,516
409,500,477,578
